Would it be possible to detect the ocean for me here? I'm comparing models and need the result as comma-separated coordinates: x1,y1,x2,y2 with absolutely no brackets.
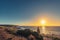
18,26,60,36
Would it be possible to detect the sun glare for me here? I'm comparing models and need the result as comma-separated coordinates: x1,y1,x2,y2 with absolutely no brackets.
41,20,46,25
40,19,46,34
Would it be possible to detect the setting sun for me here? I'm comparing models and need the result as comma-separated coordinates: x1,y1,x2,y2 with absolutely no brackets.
41,20,46,25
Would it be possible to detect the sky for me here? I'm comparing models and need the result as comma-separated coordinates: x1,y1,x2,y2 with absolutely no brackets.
0,0,60,26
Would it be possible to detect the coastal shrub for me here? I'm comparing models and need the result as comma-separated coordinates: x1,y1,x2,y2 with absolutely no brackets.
15,29,43,40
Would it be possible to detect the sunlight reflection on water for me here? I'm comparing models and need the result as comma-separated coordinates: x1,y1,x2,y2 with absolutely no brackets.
42,26,46,34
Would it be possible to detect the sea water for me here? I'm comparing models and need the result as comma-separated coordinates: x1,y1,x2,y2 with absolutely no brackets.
18,26,60,37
